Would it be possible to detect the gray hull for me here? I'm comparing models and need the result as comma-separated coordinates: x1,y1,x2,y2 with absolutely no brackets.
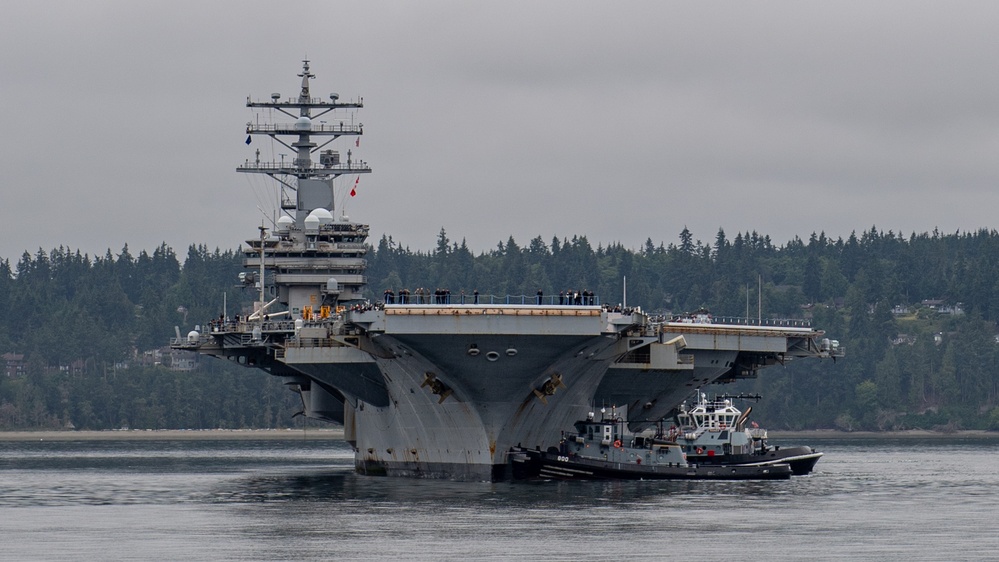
182,305,838,480
294,306,634,480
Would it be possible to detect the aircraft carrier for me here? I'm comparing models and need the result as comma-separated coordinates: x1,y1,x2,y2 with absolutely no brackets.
173,61,844,481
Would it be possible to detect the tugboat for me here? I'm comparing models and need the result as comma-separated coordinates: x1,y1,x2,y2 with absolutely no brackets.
512,407,792,480
669,392,823,476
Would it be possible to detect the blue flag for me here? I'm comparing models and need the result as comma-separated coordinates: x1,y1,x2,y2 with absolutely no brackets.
245,135,252,145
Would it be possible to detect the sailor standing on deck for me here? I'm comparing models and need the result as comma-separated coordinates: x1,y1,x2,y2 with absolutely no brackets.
537,289,543,305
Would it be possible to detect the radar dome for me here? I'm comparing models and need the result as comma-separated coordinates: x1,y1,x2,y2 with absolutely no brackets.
311,208,334,225
294,116,312,131
276,215,294,232
304,213,320,231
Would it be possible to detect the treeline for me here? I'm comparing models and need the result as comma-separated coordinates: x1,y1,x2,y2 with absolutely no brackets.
0,244,298,430
2,225,999,431
0,361,302,431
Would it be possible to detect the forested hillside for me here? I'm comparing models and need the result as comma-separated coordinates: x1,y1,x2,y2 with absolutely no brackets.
2,225,999,431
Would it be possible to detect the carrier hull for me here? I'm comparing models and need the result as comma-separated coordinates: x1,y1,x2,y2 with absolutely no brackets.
182,305,837,480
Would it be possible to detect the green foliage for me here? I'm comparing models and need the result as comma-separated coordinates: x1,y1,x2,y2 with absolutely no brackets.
3,225,999,430
0,362,304,430
0,243,290,430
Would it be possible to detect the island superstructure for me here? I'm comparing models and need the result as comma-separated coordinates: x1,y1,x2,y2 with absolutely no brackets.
173,61,844,481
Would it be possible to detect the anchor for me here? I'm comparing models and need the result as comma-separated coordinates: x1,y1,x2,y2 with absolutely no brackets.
421,372,453,404
533,372,567,404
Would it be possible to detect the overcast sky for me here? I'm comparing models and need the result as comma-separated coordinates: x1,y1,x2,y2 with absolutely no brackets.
3,1,999,265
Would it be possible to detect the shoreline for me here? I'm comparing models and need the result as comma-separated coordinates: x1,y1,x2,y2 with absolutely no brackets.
0,428,345,442
770,429,999,440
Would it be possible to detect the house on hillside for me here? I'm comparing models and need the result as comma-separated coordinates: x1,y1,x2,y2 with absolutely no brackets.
919,299,964,316
937,303,964,316
168,349,198,372
3,352,25,377
137,348,164,367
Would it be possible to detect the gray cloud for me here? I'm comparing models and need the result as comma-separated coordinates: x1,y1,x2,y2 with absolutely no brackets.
3,1,999,264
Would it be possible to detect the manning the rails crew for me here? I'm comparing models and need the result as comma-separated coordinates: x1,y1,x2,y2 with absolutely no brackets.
381,288,598,306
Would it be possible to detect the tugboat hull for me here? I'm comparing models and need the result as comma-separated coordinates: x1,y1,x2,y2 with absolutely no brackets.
522,449,792,480
689,446,823,476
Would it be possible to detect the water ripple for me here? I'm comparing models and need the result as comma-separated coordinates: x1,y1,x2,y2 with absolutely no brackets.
2,438,999,560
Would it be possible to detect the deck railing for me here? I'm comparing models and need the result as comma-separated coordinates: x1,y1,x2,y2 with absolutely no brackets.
381,293,601,306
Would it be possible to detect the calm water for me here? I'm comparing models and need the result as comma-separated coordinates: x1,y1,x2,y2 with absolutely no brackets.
2,436,998,561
